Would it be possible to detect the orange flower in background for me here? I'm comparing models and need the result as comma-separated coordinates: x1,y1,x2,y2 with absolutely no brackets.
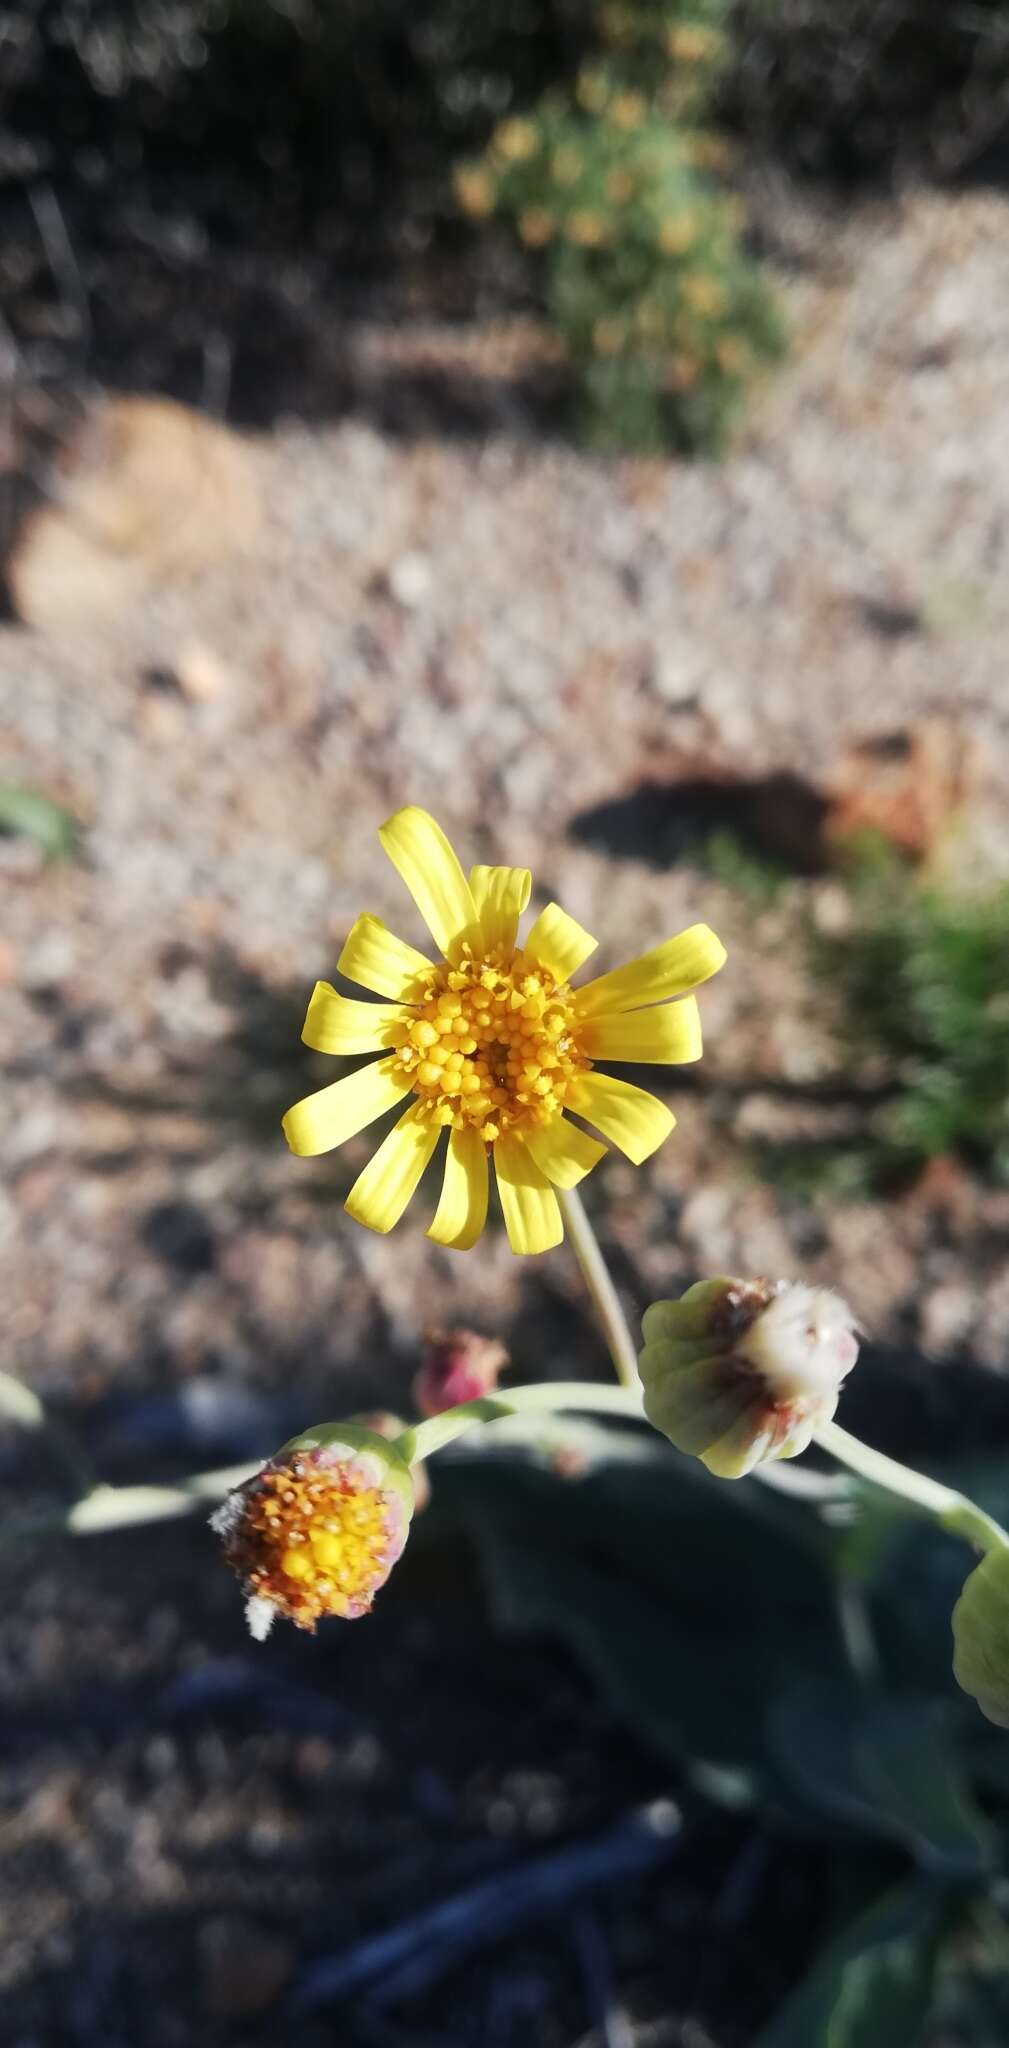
282,808,725,1254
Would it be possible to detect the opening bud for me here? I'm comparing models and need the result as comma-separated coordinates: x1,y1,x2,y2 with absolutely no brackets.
412,1329,509,1419
639,1278,859,1478
212,1422,414,1638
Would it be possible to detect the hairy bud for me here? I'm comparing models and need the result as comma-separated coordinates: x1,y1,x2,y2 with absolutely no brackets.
413,1329,509,1419
639,1278,859,1478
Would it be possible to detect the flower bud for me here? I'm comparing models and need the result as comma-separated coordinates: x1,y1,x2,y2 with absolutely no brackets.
212,1422,414,1638
639,1278,859,1478
953,1547,1009,1728
412,1329,509,1419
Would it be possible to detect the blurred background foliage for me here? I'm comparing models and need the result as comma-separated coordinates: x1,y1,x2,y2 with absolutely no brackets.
5,0,1009,444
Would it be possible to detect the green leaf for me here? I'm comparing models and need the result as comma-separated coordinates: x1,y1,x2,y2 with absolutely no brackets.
753,1882,946,2048
767,1685,993,1873
430,1442,848,1800
853,1700,996,1877
0,784,79,860
952,1545,1009,1728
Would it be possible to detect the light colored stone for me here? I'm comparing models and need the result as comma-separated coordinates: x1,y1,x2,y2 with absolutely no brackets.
385,550,432,608
9,396,260,631
171,641,235,704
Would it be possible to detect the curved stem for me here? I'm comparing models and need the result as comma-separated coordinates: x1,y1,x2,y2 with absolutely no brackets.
814,1419,1009,1556
558,1187,640,1391
399,1380,645,1466
1,1461,262,1548
0,1368,97,1498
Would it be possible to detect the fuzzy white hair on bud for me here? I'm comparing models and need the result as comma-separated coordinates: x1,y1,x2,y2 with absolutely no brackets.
745,1284,859,1408
208,1490,248,1541
244,1594,277,1643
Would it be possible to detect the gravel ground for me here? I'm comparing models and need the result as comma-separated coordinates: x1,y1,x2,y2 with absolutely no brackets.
3,184,1009,1415
2,180,1009,2043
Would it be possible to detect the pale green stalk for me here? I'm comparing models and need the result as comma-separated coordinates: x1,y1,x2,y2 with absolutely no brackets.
558,1186,641,1391
399,1380,644,1465
1,1463,262,1547
815,1419,1009,1555
0,1368,97,1498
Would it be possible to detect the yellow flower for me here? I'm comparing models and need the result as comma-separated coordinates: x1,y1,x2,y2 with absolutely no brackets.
566,209,609,249
680,272,727,320
492,116,538,164
666,23,723,64
609,91,647,132
283,809,725,1255
592,316,625,355
551,145,583,187
657,212,697,257
454,166,497,220
605,166,637,205
518,206,556,248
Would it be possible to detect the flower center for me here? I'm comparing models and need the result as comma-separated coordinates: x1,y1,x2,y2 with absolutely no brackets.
224,1453,402,1629
389,946,591,1143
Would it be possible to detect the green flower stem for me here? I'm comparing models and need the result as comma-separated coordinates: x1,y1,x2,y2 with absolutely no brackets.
0,1368,97,1499
815,1419,1009,1555
1,1462,262,1548
557,1186,641,1391
398,1381,645,1466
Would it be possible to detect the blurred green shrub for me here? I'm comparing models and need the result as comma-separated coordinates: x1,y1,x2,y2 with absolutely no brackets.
5,0,782,453
820,858,1009,1186
454,5,784,452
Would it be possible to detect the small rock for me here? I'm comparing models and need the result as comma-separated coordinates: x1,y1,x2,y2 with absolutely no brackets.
199,1916,294,2019
9,396,260,631
171,641,235,705
810,881,854,937
649,647,701,708
824,721,982,860
140,1200,216,1275
385,550,432,609
919,1282,974,1356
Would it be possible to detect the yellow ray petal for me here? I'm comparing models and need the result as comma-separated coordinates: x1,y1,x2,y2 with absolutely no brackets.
338,913,434,1001
578,995,702,1065
469,865,532,954
573,924,726,1017
379,807,479,957
522,1115,607,1190
493,1131,563,1255
345,1105,441,1235
427,1124,489,1251
523,902,598,983
302,983,408,1055
282,1057,410,1158
565,1070,674,1164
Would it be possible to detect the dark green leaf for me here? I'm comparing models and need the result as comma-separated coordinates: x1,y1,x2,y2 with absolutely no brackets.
753,1882,945,2048
953,1546,1009,1729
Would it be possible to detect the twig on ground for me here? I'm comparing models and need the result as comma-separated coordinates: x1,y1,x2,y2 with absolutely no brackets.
571,1906,635,2048
292,1802,682,2014
0,1368,98,1498
28,181,92,352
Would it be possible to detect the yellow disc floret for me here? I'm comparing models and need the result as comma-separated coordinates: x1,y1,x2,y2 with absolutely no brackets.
387,943,591,1147
216,1441,412,1632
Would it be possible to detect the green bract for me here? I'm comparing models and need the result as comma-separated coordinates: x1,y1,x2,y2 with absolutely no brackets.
279,1419,417,1518
952,1544,1009,1729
